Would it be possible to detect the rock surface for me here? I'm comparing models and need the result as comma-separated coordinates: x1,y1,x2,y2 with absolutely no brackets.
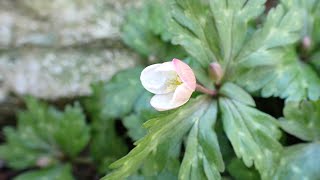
0,0,142,101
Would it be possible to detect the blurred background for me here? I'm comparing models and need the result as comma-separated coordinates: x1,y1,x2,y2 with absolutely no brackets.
0,0,141,103
0,0,143,179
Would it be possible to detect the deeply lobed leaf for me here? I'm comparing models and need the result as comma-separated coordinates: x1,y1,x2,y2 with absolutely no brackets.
0,98,90,170
102,96,223,179
237,50,320,101
219,83,282,179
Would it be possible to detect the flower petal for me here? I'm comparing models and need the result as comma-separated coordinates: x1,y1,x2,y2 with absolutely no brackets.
172,59,196,91
150,92,175,111
140,62,177,94
172,83,194,105
150,83,193,111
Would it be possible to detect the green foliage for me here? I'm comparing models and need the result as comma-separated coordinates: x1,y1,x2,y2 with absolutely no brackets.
122,0,187,61
102,96,223,180
2,0,319,179
14,164,74,180
179,100,223,180
274,143,320,180
310,51,320,73
0,97,90,170
237,0,320,101
237,50,320,101
280,100,320,141
169,0,302,70
84,67,145,120
90,119,128,173
281,0,320,45
219,83,282,179
123,92,157,141
168,0,320,102
83,67,147,172
227,158,260,180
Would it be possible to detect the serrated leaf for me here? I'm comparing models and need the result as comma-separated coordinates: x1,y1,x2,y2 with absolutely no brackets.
0,98,90,169
169,0,302,73
236,5,302,68
218,84,282,179
209,0,266,62
279,100,320,141
179,100,224,180
52,104,90,158
237,50,320,101
169,0,217,67
14,164,74,180
273,142,320,180
102,96,223,180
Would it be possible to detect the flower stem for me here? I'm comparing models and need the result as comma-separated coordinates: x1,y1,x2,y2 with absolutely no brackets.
196,84,217,96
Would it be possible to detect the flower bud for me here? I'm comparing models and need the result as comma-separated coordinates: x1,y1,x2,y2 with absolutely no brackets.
302,36,312,50
36,156,52,168
209,62,223,84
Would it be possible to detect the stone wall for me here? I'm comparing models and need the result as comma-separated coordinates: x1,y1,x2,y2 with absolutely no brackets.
0,0,142,101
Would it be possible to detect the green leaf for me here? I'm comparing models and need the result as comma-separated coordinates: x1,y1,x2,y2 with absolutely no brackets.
237,50,320,101
273,142,320,180
83,68,157,172
179,100,224,180
169,0,216,67
122,0,186,60
281,0,320,45
208,0,266,62
236,5,302,68
310,51,320,74
90,119,128,173
123,114,148,141
52,104,90,158
14,164,74,180
279,100,320,141
0,98,90,169
219,82,255,107
227,158,260,180
123,91,157,141
219,83,282,179
169,0,302,73
83,67,145,120
102,96,223,179
128,169,178,180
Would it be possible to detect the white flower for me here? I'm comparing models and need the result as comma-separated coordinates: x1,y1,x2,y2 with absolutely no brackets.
140,58,196,111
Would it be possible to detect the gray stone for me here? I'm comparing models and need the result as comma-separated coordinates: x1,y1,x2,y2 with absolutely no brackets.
0,0,142,100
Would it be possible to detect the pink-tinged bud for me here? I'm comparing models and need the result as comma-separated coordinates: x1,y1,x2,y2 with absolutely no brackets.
302,36,312,50
36,156,51,168
140,58,196,111
209,62,223,84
